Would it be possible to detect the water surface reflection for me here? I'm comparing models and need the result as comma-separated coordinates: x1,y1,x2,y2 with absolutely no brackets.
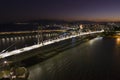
28,37,120,80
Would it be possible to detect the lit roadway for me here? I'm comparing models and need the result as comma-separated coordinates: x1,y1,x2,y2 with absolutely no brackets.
0,30,104,59
0,30,66,35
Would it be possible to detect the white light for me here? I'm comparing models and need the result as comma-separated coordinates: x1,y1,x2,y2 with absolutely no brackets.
4,61,7,64
0,30,104,59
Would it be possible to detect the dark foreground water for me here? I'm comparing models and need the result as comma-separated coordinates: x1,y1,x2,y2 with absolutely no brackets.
27,37,120,80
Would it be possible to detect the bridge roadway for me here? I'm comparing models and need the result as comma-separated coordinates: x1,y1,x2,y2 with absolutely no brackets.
0,30,104,60
0,30,66,35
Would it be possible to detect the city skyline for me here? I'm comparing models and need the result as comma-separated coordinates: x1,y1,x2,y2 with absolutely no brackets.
1,0,120,23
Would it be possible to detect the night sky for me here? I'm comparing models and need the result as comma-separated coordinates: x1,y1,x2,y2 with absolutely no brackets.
0,0,120,23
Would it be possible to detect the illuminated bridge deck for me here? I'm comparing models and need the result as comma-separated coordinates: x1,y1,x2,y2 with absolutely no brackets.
0,30,104,59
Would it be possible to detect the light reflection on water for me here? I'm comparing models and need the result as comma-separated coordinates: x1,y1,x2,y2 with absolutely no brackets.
28,37,120,80
116,37,120,45
1,36,120,80
88,37,103,45
0,37,37,52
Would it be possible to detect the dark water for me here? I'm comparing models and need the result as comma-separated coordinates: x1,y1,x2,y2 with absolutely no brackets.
28,37,120,80
0,34,57,52
0,37,37,52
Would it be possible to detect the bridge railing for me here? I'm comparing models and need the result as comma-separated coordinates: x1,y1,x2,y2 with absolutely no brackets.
0,30,104,59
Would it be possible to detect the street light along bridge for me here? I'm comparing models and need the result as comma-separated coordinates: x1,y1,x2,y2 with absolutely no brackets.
0,30,104,59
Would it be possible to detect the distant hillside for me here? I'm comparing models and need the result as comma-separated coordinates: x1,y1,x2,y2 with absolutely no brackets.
0,19,111,32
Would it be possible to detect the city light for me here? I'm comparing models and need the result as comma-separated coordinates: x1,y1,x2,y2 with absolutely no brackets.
116,37,120,45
